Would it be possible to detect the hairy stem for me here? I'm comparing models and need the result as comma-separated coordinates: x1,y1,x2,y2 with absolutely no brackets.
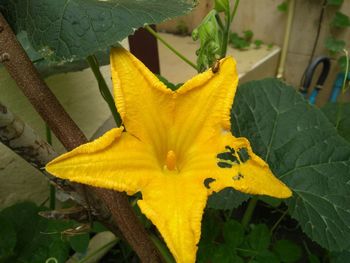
144,25,197,70
336,49,349,129
230,0,241,25
0,13,163,263
241,196,258,228
220,0,240,58
220,6,231,58
45,124,56,209
341,49,349,94
86,55,122,127
270,208,289,234
150,234,176,263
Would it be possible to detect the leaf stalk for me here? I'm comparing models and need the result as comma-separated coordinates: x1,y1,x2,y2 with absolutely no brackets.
144,25,197,70
87,55,122,127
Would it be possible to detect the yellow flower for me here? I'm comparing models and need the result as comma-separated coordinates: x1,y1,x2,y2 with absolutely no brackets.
46,48,291,263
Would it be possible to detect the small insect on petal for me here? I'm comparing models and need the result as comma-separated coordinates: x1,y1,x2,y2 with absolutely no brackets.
211,59,220,73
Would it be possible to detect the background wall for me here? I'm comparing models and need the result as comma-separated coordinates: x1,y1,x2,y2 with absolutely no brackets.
158,0,350,105
0,66,112,208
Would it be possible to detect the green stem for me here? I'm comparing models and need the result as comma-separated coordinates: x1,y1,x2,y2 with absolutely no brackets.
150,234,176,263
220,0,240,58
230,0,241,24
46,124,52,145
45,124,55,210
270,208,289,234
220,9,231,58
144,25,197,70
341,50,349,94
215,14,224,30
87,55,122,127
241,196,258,228
49,185,55,209
336,49,349,128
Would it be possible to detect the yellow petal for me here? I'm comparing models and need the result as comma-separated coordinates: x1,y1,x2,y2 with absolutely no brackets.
170,57,238,161
110,47,174,158
46,128,161,195
184,132,292,198
138,175,208,263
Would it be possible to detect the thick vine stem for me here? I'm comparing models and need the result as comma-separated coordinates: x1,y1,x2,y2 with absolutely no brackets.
0,13,163,263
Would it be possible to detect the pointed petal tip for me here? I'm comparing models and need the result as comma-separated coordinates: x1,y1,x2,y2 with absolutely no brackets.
266,180,293,199
137,179,208,263
280,184,293,199
45,127,124,178
221,55,237,67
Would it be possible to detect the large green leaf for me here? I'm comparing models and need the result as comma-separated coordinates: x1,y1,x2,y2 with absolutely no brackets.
0,202,75,263
322,102,350,143
231,78,350,251
208,188,248,210
16,31,110,77
0,0,194,61
272,240,302,263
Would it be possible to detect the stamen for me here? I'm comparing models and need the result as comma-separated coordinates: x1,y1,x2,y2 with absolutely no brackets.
166,150,177,171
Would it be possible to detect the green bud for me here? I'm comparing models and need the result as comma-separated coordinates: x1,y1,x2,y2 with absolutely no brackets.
192,10,223,72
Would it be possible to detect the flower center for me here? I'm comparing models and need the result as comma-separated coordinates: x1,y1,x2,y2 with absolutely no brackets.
165,150,177,171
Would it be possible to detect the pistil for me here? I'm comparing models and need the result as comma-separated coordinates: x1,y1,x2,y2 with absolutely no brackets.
166,150,177,171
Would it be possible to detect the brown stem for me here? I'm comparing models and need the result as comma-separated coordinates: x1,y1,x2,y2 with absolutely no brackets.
0,13,163,263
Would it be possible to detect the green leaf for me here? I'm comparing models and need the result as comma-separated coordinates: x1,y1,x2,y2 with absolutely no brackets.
322,102,350,142
277,1,288,12
229,32,250,49
211,245,233,263
16,31,110,77
330,250,350,263
0,202,74,263
231,78,350,251
308,254,321,263
200,211,222,244
247,224,271,252
327,0,343,6
208,188,249,209
273,239,302,262
197,243,217,263
214,0,230,13
211,245,244,263
157,75,182,91
255,250,280,263
90,222,108,233
0,217,16,260
69,233,90,253
223,220,244,248
338,56,350,72
259,196,282,208
254,39,264,49
331,12,350,28
325,36,346,54
1,0,194,62
0,202,40,251
243,30,254,42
